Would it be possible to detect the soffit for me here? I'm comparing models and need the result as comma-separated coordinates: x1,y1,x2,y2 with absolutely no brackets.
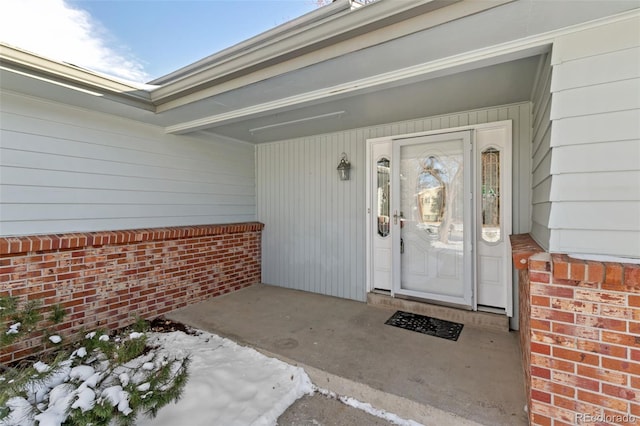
201,55,541,143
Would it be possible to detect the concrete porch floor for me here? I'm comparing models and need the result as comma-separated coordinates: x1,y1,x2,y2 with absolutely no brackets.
166,284,527,426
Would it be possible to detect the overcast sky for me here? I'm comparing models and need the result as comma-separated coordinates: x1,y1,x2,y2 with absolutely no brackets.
0,0,319,83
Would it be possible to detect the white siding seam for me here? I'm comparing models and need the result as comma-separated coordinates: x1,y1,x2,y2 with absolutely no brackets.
552,45,640,66
550,107,640,121
551,77,640,95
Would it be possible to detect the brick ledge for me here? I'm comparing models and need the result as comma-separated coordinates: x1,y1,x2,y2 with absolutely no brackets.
0,222,265,255
510,233,544,270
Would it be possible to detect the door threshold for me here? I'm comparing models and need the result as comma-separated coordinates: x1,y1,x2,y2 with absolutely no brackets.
478,305,507,315
394,293,473,311
367,292,510,332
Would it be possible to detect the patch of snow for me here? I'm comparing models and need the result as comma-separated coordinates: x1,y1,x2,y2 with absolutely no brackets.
84,372,102,388
141,362,155,371
85,331,96,339
70,386,95,413
98,334,109,342
34,383,76,426
119,372,130,387
0,397,33,426
74,347,87,358
33,361,50,373
6,322,21,335
69,365,94,382
2,326,422,426
136,382,151,392
136,331,313,426
26,360,71,404
339,395,423,426
101,385,132,416
129,332,144,339
48,335,62,344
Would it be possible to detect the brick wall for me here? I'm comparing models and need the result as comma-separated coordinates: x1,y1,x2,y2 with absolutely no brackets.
0,223,264,363
512,234,545,423
513,234,640,425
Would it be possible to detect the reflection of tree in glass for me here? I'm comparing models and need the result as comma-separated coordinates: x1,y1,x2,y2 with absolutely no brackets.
417,156,445,223
416,154,463,244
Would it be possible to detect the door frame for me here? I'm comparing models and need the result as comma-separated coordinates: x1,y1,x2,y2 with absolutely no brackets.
365,120,513,314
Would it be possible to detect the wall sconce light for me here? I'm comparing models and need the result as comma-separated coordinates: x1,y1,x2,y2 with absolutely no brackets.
337,152,351,181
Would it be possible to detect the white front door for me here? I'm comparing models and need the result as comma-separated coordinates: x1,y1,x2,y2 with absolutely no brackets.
367,122,512,314
392,131,473,307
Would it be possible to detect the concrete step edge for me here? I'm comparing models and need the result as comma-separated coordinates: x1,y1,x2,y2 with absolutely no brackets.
256,347,483,426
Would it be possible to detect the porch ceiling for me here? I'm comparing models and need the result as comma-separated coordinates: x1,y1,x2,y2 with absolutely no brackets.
196,55,541,143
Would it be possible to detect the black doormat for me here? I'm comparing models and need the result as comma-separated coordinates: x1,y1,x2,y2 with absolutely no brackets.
385,310,464,341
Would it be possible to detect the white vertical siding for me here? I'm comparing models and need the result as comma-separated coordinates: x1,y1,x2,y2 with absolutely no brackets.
548,16,640,257
257,103,531,301
530,53,554,250
0,92,255,236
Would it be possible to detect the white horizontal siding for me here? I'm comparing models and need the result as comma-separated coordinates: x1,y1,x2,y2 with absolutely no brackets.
551,172,640,201
550,230,640,259
257,103,531,301
551,110,640,146
0,92,255,236
551,140,640,174
549,201,640,231
551,15,640,66
550,78,640,120
530,53,553,250
548,17,640,258
551,46,640,93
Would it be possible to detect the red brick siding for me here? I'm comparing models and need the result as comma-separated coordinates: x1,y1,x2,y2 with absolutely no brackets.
512,234,546,424
513,234,640,425
0,223,263,363
520,267,534,420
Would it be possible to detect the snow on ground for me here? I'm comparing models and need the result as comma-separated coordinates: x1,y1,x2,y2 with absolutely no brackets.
136,331,314,426
3,327,421,426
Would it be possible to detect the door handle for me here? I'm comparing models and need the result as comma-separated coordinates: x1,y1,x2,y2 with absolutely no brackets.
393,211,404,225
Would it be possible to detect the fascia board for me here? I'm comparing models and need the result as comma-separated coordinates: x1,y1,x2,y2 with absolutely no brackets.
150,0,472,105
0,44,154,108
149,0,353,85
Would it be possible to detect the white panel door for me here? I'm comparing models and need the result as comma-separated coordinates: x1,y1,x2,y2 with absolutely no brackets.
370,141,392,291
392,131,473,308
476,125,512,313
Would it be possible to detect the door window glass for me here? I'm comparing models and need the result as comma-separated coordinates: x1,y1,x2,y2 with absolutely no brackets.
377,157,390,237
481,147,500,242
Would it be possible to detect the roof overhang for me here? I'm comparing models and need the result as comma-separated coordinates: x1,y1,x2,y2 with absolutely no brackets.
148,0,515,111
2,0,638,144
0,43,155,111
